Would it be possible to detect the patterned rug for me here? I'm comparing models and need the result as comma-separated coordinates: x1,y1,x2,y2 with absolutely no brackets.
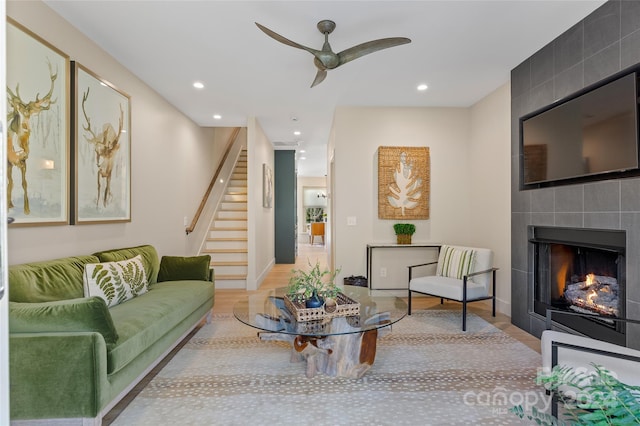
111,311,543,425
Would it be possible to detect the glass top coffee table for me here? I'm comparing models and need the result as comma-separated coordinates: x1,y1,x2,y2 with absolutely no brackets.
233,286,407,378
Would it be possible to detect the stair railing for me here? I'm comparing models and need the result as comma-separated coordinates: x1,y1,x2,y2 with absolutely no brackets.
186,127,242,235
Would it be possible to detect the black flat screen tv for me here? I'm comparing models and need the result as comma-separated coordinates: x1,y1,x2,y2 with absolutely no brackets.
520,71,640,189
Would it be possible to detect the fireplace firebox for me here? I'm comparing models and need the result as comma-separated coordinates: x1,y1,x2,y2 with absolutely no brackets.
530,226,626,346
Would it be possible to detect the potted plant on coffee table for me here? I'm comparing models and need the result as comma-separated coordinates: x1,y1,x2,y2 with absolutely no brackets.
393,223,416,245
286,260,341,308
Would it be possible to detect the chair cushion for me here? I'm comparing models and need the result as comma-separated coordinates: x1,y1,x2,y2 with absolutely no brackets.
437,245,494,290
409,275,488,301
436,245,476,279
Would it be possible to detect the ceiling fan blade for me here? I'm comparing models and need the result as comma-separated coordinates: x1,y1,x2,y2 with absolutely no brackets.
311,69,327,88
255,22,321,57
338,37,411,66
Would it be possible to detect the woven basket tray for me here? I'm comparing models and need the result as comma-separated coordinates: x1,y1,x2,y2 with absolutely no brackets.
284,292,360,322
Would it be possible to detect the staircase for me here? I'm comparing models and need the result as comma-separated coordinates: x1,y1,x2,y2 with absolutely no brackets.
202,150,248,289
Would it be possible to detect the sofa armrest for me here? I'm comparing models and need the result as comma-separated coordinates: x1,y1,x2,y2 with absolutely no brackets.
158,255,212,282
9,332,109,420
9,297,118,346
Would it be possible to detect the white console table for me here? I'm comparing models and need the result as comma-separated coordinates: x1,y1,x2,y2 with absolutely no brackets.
366,243,441,290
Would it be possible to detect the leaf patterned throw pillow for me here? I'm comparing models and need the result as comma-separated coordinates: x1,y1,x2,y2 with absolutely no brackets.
83,255,149,308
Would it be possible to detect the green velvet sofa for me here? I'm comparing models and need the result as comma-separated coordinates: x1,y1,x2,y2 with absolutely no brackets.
8,245,215,425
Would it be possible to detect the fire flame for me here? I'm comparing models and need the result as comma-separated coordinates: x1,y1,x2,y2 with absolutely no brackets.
587,289,597,304
585,273,596,286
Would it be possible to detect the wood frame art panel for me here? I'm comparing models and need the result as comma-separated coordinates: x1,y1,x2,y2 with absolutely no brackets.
378,146,430,220
71,62,131,224
6,18,70,226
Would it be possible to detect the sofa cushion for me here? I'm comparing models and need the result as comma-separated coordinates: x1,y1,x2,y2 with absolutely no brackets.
9,296,119,346
106,280,214,375
93,245,160,285
436,245,476,279
8,255,100,302
158,255,211,282
84,255,149,308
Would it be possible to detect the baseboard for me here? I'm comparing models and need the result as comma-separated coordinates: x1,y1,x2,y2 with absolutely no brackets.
496,297,511,317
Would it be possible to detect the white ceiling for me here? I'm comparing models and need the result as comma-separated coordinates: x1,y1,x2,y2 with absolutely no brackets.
44,0,605,177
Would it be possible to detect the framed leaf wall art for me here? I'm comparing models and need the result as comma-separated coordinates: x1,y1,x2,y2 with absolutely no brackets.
71,62,131,224
6,19,70,226
378,146,430,220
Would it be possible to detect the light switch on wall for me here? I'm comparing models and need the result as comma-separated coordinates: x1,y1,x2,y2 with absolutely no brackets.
347,216,357,226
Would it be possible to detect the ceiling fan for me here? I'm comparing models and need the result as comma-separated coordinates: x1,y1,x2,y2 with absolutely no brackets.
255,20,411,88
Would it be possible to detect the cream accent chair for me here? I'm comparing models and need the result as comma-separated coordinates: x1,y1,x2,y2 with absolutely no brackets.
407,245,497,331
541,309,640,417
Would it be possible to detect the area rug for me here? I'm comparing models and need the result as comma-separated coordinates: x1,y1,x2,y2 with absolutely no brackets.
111,311,543,425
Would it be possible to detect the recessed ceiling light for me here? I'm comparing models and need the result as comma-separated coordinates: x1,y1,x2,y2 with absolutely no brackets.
300,157,306,160
193,81,204,89
213,114,222,120
299,149,306,153
294,131,301,136
417,83,428,91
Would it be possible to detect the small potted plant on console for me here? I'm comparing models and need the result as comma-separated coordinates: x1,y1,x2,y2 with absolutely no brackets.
393,223,416,245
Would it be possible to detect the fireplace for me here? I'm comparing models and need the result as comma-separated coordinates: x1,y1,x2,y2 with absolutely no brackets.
530,226,626,346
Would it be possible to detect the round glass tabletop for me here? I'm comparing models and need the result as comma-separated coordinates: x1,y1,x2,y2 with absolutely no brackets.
233,286,407,337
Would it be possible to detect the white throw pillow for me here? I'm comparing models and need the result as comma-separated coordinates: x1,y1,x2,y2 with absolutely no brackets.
83,255,149,308
436,245,476,280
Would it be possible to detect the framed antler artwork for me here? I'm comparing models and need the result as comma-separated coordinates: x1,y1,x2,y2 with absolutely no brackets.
6,19,70,226
378,146,430,220
71,62,131,224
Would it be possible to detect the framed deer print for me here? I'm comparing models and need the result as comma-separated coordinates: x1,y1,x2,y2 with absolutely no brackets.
6,19,70,226
378,146,430,220
71,62,131,224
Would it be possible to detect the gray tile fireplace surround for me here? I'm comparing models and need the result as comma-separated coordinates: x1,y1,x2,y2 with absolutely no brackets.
510,0,640,350
511,181,640,350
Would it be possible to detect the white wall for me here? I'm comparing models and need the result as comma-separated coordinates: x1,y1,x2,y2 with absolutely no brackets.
469,83,512,315
6,1,220,264
246,117,274,290
330,93,512,314
332,106,472,284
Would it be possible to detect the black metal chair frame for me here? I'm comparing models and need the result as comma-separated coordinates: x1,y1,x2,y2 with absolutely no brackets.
407,260,498,331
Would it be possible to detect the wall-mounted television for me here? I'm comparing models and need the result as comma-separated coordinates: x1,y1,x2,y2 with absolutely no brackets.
520,70,640,189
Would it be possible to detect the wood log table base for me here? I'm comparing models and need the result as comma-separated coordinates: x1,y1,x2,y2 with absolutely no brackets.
260,317,391,378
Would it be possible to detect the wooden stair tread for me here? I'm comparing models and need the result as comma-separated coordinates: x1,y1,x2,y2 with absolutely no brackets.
202,248,248,253
210,227,247,231
207,237,247,242
215,274,247,280
211,261,248,266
